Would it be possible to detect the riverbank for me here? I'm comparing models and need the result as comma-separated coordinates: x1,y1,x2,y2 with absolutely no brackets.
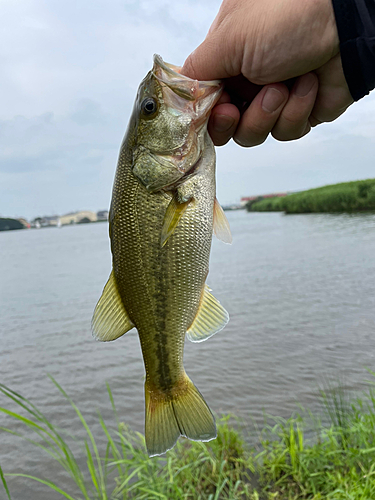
247,178,375,213
2,376,375,499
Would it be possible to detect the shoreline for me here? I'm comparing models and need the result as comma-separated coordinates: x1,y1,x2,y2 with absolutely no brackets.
247,178,375,214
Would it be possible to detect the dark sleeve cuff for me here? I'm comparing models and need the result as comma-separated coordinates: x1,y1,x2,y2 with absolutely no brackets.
331,0,375,101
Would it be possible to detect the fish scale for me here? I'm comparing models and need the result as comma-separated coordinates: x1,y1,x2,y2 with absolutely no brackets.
92,55,231,456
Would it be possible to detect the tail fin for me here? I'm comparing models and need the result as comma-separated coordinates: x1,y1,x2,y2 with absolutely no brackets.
145,375,216,457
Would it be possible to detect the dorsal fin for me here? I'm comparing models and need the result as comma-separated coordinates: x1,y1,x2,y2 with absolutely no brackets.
187,285,229,343
92,270,134,341
213,198,232,244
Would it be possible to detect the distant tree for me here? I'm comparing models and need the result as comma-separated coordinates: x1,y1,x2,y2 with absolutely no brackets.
0,218,24,231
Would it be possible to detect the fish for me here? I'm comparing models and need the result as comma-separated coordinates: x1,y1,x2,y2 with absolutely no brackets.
92,55,232,457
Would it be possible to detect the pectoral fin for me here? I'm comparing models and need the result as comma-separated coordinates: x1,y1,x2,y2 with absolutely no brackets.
187,285,229,343
92,270,134,341
213,198,232,244
161,195,192,247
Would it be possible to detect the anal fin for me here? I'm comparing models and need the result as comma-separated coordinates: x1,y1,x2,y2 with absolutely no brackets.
187,284,229,343
92,270,134,341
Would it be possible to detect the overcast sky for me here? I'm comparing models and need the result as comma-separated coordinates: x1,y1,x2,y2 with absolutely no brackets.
1,0,374,219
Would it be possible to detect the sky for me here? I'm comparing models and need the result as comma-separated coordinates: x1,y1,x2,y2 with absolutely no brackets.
1,0,374,220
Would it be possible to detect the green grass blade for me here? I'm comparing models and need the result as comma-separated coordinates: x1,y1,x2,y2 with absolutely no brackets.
0,426,61,462
0,384,44,422
48,376,107,499
106,384,128,464
6,474,76,500
0,407,49,433
0,464,12,500
85,441,100,493
98,413,125,480
0,382,92,500
112,465,144,497
138,487,167,499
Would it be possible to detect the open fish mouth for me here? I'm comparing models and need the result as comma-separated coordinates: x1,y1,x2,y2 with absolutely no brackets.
152,54,222,120
152,54,222,172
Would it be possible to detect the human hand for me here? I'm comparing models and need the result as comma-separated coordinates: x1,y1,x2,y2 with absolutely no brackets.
181,0,354,146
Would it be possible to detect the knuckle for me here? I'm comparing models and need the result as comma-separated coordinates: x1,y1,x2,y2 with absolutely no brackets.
247,120,270,137
233,120,270,146
273,111,311,141
279,95,315,127
279,112,304,127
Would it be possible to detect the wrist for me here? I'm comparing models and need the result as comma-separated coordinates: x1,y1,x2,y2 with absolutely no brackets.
316,0,340,58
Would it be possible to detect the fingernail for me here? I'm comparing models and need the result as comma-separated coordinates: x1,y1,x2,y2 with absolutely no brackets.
294,74,315,97
262,88,285,113
213,114,235,133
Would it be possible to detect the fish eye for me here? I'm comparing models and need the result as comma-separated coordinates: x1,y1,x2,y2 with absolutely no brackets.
141,97,158,117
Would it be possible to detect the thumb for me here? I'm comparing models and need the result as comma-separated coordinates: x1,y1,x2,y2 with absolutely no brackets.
181,35,237,81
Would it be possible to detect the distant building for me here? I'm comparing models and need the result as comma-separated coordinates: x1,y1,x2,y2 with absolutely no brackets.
30,216,60,228
97,210,109,221
240,193,288,207
222,204,244,211
18,218,30,229
43,215,60,226
59,211,97,225
30,218,42,229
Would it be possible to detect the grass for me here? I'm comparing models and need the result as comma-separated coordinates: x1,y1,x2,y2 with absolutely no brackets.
0,377,253,500
2,374,375,499
247,178,375,213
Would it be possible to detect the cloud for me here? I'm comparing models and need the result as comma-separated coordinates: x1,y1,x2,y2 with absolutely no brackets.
1,0,375,218
69,99,108,126
0,105,119,174
215,98,375,204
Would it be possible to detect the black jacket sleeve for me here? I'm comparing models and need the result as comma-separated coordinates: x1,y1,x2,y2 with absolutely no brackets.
331,0,375,100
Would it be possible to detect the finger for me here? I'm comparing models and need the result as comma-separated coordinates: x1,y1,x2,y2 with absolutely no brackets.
181,35,239,80
271,73,318,141
208,102,240,146
310,54,353,125
216,90,232,106
233,84,289,147
181,2,242,82
309,116,323,127
223,75,263,106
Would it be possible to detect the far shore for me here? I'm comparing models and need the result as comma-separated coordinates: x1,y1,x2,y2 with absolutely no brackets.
247,178,375,214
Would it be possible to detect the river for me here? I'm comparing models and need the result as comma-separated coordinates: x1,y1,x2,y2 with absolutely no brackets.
1,211,375,498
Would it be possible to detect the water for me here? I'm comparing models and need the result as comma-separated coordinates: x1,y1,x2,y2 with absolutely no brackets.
1,211,375,498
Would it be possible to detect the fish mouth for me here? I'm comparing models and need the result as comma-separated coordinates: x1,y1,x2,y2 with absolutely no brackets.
152,54,222,110
152,54,222,169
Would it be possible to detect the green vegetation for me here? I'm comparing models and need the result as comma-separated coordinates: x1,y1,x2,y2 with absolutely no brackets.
248,178,375,213
2,375,375,499
0,218,25,231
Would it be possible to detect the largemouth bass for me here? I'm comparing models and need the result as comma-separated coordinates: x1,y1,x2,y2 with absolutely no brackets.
92,55,231,456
